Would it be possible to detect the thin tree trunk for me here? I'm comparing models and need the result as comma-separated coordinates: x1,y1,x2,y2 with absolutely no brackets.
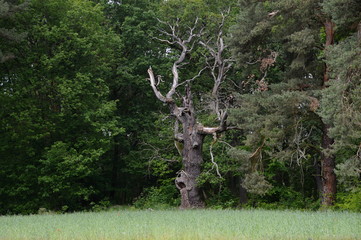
314,160,323,199
111,136,122,203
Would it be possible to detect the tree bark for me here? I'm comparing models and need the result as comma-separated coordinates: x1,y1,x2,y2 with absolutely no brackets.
320,124,336,206
323,19,334,84
320,19,337,207
175,124,205,208
174,86,205,208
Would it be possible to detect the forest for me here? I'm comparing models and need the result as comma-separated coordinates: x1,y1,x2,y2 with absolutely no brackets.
0,0,360,215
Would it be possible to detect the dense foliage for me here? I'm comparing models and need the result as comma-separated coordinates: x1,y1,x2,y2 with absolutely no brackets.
0,0,360,214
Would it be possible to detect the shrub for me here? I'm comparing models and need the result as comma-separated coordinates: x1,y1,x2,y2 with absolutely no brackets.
335,187,361,212
133,184,180,209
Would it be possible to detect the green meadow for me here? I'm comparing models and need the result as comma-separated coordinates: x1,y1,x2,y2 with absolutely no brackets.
1,209,360,240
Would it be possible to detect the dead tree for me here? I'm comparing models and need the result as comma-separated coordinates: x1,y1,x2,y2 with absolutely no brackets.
147,14,233,209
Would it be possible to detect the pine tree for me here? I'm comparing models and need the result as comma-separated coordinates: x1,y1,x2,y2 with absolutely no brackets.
228,0,354,206
319,0,361,209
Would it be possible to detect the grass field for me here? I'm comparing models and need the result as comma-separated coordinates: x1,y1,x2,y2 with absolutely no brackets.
1,209,360,240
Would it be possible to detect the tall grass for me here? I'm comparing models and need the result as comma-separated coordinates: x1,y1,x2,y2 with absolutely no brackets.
1,209,360,240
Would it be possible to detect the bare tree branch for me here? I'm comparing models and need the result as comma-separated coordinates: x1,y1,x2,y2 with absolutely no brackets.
177,66,208,88
197,110,228,135
199,9,233,121
147,67,168,103
210,133,222,178
148,18,202,103
147,17,204,119
152,36,176,45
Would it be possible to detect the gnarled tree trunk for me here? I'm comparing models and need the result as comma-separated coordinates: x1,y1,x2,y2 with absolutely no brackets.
173,86,206,208
147,15,232,208
175,128,205,208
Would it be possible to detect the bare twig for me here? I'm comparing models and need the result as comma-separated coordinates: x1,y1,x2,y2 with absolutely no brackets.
210,133,222,178
177,66,208,87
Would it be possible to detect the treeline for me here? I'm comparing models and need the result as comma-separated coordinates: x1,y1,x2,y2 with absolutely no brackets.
0,0,360,214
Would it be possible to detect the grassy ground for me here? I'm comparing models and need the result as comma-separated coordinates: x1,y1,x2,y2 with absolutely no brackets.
0,209,360,240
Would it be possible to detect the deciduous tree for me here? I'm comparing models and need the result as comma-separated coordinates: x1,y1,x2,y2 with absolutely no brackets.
147,10,236,208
